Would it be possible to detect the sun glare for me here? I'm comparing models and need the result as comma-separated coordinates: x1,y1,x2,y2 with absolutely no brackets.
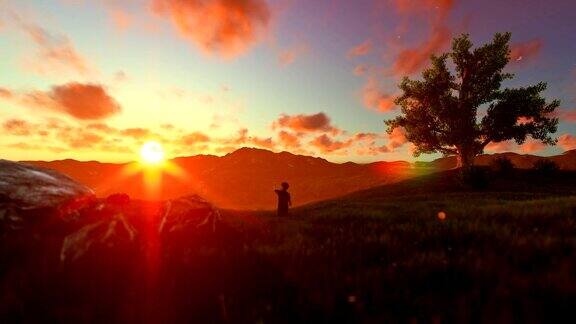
140,141,165,165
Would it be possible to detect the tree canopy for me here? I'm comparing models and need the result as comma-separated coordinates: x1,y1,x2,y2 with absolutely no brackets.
385,32,559,168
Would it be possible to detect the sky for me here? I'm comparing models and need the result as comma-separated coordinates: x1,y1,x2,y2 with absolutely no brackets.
0,0,575,163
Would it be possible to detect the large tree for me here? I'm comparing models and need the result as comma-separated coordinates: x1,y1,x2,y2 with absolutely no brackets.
385,32,559,168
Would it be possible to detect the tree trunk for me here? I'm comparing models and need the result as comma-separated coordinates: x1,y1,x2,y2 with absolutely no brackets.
456,147,475,169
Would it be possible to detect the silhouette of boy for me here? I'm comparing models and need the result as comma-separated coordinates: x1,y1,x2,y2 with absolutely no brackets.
275,182,291,217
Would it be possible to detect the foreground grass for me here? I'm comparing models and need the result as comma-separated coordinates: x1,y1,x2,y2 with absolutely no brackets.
5,170,576,323
220,176,576,322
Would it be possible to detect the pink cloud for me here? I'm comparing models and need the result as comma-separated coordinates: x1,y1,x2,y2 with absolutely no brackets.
393,0,454,20
110,9,133,30
17,19,93,76
393,26,451,76
518,139,546,153
347,40,372,58
353,64,368,76
362,77,396,112
151,0,271,58
510,39,543,64
558,134,576,151
558,109,576,123
278,43,308,66
485,141,514,152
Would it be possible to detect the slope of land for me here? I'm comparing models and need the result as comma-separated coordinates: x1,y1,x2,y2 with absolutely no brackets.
24,148,576,210
25,147,415,209
3,161,576,322
219,169,576,322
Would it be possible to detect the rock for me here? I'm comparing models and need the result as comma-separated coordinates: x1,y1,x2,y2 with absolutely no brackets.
159,194,221,234
0,161,224,322
59,194,220,263
0,160,94,233
0,160,93,210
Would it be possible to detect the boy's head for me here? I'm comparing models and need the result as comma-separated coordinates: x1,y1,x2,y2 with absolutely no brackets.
281,182,289,190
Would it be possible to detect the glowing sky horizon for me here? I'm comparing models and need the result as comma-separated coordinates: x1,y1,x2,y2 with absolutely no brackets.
0,0,575,163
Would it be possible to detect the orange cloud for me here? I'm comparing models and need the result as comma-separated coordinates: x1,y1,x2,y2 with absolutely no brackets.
510,39,543,63
121,128,152,139
393,26,451,75
356,145,391,156
387,127,408,149
45,83,121,120
362,77,396,112
277,130,301,149
558,134,576,151
151,0,271,58
353,132,379,142
0,87,14,99
228,128,275,149
485,141,513,152
347,40,372,58
309,134,352,153
66,132,105,149
181,131,211,145
5,83,120,120
87,122,118,133
273,112,341,135
518,139,546,153
3,119,33,136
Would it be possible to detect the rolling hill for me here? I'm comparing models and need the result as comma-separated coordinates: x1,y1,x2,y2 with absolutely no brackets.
24,147,414,209
23,147,576,210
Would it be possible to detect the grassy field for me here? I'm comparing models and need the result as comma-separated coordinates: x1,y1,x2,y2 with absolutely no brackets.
4,169,576,323
214,169,576,323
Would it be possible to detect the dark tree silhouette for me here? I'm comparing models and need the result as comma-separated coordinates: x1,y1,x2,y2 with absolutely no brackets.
385,32,559,168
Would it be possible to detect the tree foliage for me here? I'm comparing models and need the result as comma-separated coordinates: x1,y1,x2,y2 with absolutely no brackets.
385,32,559,168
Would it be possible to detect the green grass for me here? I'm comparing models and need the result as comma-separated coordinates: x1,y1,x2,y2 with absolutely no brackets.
216,170,576,322
6,169,576,323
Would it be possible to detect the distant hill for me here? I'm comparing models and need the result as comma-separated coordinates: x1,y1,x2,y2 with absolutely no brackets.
24,147,413,209
23,148,576,210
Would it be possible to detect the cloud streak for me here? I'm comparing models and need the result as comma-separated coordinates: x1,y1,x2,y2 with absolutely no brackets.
14,17,93,76
510,39,543,64
347,40,372,58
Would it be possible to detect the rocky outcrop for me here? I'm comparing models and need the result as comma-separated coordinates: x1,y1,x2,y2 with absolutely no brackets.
0,161,223,322
0,160,94,233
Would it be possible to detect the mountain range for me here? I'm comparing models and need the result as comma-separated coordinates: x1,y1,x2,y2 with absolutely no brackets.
24,147,576,210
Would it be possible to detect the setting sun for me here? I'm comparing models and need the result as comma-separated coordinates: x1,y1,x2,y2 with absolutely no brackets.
140,141,165,164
